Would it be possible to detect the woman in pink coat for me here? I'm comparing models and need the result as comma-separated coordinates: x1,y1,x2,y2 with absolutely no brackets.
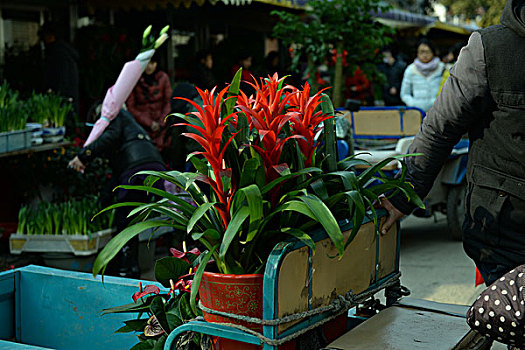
126,53,172,151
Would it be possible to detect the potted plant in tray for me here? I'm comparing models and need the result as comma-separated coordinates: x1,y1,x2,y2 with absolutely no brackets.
10,197,115,257
27,91,73,142
93,72,422,341
0,81,30,152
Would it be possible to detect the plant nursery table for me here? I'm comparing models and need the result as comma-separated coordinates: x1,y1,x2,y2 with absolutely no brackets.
0,141,73,159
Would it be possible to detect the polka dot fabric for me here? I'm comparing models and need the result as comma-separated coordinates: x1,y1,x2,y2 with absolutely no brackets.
467,266,525,347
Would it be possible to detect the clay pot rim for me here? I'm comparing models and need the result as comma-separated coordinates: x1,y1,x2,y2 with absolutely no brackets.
202,271,264,279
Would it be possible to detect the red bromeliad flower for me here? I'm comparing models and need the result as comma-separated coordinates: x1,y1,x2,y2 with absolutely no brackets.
174,86,238,229
132,284,160,302
236,74,302,181
286,83,333,167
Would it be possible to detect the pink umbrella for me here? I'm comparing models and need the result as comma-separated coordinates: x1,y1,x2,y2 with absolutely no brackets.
84,49,154,147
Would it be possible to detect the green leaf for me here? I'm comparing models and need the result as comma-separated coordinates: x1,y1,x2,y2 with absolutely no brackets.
310,179,329,201
299,194,344,256
191,228,221,242
283,228,316,252
190,246,217,314
187,203,216,233
150,296,170,333
343,190,366,249
178,293,195,320
102,297,152,315
153,335,167,350
187,154,209,176
115,319,148,333
239,158,260,188
130,339,156,350
281,200,318,221
154,257,191,288
261,167,322,195
219,206,250,261
236,185,264,242
93,220,174,277
225,68,242,116
166,309,183,329
321,94,337,172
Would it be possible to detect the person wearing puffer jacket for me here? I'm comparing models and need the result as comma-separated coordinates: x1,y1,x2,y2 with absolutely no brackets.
400,38,445,112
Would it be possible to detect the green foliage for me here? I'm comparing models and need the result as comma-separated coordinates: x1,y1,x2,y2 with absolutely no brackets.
17,197,114,235
439,0,506,27
10,145,112,203
104,256,202,349
26,91,73,127
0,81,28,132
272,0,393,106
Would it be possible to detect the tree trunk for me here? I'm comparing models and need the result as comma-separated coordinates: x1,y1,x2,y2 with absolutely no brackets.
307,54,319,93
332,41,344,108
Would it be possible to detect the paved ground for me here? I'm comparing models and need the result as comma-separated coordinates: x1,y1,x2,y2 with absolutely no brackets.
399,213,506,349
399,213,482,305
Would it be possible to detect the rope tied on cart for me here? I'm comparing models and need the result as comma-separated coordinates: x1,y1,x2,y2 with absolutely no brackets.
196,272,402,346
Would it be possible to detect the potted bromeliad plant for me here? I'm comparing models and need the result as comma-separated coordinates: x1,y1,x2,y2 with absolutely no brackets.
93,71,422,346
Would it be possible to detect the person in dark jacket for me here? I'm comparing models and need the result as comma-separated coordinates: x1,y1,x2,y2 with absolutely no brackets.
380,0,525,287
69,109,166,278
378,47,406,106
40,22,79,115
192,50,217,91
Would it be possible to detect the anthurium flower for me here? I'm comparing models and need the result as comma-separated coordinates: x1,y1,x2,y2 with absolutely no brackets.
172,273,194,294
169,247,201,263
132,285,160,302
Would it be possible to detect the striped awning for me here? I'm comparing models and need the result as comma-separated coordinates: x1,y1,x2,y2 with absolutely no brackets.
87,0,253,10
375,8,436,28
87,0,308,10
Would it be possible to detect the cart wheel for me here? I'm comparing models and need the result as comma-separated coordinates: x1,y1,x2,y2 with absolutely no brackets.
446,183,467,241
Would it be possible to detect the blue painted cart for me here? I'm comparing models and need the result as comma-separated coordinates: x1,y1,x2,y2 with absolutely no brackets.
0,265,162,350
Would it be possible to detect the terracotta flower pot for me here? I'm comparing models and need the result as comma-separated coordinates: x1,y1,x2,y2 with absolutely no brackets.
200,271,264,331
199,271,264,350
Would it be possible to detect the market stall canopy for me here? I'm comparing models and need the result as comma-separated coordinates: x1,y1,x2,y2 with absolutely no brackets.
86,0,251,10
375,8,478,35
86,0,307,10
376,8,435,29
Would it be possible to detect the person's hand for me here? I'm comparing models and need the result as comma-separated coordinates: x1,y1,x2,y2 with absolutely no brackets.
389,87,397,95
68,156,85,173
376,194,404,235
151,121,160,132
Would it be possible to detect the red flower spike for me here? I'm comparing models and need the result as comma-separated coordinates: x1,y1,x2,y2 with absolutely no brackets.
132,285,160,302
286,83,334,167
173,86,238,229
